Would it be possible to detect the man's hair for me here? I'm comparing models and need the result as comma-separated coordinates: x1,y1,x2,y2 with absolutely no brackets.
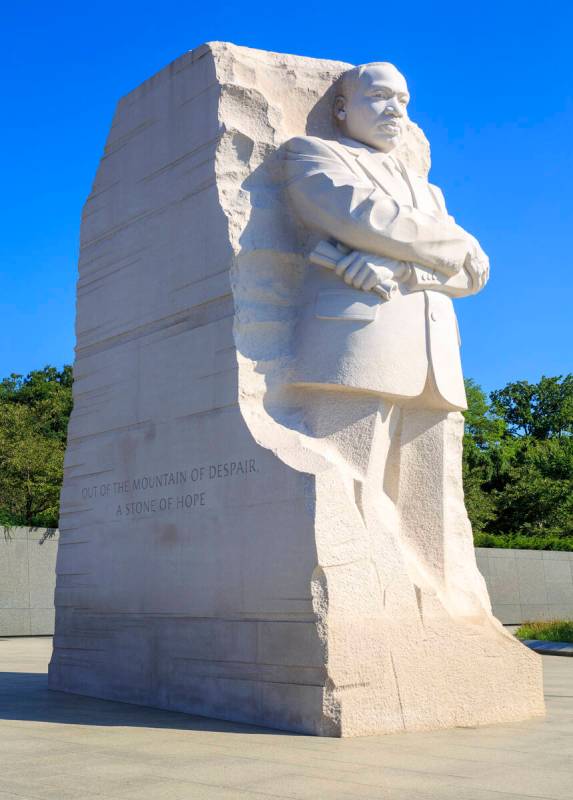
336,61,400,100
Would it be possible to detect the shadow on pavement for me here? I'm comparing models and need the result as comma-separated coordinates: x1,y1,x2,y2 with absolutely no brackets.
0,671,289,736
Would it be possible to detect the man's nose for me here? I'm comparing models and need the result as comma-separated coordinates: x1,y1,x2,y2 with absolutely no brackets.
386,98,403,117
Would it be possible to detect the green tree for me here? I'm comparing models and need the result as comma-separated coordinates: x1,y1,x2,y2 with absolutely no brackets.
464,374,573,548
462,379,500,532
0,365,72,527
493,437,573,540
464,378,505,447
490,375,573,439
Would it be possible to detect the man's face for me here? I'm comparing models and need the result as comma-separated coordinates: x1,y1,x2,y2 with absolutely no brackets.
336,64,410,152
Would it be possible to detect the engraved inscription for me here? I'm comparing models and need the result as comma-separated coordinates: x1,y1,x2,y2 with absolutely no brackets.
79,457,259,519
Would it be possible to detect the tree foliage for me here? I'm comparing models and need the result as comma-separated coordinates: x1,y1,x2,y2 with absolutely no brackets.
490,375,573,439
463,375,573,549
0,366,72,528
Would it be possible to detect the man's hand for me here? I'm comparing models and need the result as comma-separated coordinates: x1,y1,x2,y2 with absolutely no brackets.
334,250,410,298
308,241,413,301
463,242,490,292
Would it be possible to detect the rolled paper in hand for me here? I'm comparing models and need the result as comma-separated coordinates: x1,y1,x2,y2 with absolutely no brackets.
309,240,397,301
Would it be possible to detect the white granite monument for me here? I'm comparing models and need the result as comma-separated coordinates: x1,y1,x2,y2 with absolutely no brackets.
49,42,544,736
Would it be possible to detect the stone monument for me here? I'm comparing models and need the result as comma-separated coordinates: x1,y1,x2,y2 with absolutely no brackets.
49,42,544,736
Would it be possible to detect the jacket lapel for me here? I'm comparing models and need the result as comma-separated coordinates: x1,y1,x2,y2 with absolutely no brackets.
332,138,419,206
355,150,398,197
355,148,415,206
403,168,445,217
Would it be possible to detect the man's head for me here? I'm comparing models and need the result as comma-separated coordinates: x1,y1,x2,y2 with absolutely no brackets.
334,62,410,152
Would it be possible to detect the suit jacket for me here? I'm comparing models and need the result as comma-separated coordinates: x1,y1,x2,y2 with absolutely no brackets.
283,135,473,410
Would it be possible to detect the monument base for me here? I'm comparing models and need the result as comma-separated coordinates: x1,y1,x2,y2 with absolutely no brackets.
50,603,543,736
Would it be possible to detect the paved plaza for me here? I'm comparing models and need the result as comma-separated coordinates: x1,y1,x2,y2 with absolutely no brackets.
0,637,571,800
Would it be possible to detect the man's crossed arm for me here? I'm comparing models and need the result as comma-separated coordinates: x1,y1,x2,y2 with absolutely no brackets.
284,136,489,297
309,240,483,301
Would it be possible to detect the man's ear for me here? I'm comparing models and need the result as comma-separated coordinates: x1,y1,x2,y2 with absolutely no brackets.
334,95,347,122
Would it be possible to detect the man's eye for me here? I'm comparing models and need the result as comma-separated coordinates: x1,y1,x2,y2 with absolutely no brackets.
371,91,390,99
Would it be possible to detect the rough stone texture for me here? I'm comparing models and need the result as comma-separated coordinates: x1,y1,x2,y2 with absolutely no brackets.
476,547,573,624
0,528,58,635
49,42,544,735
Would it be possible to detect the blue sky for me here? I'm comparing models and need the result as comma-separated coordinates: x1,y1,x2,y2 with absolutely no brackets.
2,1,571,393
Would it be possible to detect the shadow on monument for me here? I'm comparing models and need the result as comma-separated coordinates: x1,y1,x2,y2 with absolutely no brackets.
0,671,292,735
232,87,340,435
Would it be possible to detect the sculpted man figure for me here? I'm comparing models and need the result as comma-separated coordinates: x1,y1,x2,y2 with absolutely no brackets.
284,62,492,617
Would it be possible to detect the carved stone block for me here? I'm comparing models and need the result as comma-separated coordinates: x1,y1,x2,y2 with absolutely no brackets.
49,42,544,736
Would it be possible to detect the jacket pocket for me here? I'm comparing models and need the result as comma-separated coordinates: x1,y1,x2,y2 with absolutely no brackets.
315,290,378,321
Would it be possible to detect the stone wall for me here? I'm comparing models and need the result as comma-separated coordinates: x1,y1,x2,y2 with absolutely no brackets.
476,547,573,625
0,528,58,636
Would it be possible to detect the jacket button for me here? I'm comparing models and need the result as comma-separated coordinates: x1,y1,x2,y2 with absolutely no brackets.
430,311,438,322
